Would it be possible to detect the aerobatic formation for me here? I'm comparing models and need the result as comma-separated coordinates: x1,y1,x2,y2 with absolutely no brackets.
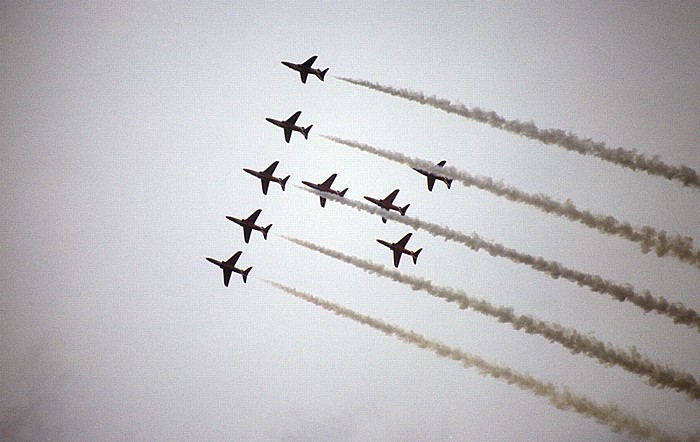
206,55,699,439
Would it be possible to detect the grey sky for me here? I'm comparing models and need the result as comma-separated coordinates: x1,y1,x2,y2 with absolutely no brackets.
2,1,699,440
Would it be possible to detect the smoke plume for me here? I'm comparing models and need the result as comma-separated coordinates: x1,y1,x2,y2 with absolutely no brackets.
299,187,700,332
281,235,700,401
320,135,700,271
335,76,700,189
266,280,675,440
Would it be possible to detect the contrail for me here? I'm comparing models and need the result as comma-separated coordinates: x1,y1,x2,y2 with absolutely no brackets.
320,135,700,271
335,76,700,189
281,235,700,401
265,281,675,441
298,187,700,332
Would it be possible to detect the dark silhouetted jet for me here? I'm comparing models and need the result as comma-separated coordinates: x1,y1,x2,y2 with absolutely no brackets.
243,161,290,195
266,111,312,143
226,209,272,243
363,189,410,223
377,233,422,268
301,174,348,208
206,252,252,286
413,160,453,191
281,55,329,84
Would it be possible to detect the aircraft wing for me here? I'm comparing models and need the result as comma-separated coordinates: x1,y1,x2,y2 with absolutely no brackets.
427,176,436,191
246,209,262,223
300,72,308,84
225,251,242,266
393,250,402,268
243,227,252,244
284,128,292,143
263,161,279,175
396,233,412,248
260,178,270,195
286,111,302,125
320,173,337,188
301,55,317,67
383,189,400,204
223,269,232,287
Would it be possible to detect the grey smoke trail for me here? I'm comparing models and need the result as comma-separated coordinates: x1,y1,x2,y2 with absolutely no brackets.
298,187,700,332
281,235,700,401
265,280,675,441
335,76,700,189
320,135,700,271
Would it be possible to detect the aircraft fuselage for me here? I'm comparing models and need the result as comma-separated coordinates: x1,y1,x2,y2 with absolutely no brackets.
226,216,263,233
243,169,283,185
281,61,325,79
302,181,343,196
376,239,411,255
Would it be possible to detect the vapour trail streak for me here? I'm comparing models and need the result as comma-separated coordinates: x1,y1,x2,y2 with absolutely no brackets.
320,135,700,271
266,281,674,441
298,186,700,332
281,235,700,401
335,76,700,189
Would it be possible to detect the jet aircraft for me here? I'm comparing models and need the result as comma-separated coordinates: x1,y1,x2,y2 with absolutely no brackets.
377,233,422,268
266,111,312,143
281,55,329,84
226,209,272,243
363,189,410,223
301,173,348,207
413,160,453,191
243,161,290,195
206,251,252,286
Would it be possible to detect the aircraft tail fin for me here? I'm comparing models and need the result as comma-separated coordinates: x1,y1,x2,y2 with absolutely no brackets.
241,267,252,284
445,178,453,189
412,248,422,265
280,175,290,191
262,224,272,240
262,224,272,239
400,204,410,216
302,125,313,139
339,188,348,197
318,68,329,81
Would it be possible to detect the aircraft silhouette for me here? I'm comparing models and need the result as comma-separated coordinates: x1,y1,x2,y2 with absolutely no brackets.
243,161,290,195
377,233,422,268
266,111,312,143
281,55,329,84
363,189,410,223
301,174,348,207
226,209,272,243
206,251,252,286
413,160,453,191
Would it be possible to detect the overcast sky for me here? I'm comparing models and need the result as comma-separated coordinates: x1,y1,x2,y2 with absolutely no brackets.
2,1,699,440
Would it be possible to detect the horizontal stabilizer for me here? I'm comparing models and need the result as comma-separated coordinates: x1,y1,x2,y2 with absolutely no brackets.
280,175,290,191
242,267,252,283
400,204,410,216
339,188,348,197
302,125,313,139
262,224,272,240
318,68,329,81
412,248,422,265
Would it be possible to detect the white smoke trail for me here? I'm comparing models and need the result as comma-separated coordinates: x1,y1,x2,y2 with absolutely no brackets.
265,280,675,441
281,235,700,401
335,76,700,190
298,187,700,332
320,135,700,271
